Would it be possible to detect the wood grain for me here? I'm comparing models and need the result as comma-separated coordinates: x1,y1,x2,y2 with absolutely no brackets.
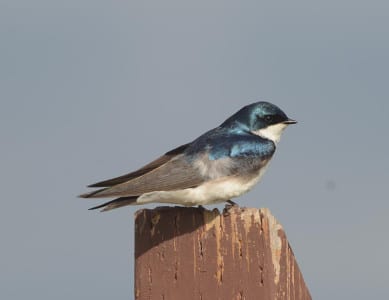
134,206,311,300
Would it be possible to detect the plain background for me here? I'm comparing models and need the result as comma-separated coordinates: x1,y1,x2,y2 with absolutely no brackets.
1,1,388,299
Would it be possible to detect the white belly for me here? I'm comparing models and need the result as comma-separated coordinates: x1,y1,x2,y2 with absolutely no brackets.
136,165,268,206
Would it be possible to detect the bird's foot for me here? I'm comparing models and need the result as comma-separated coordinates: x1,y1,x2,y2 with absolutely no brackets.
224,200,239,211
226,200,238,206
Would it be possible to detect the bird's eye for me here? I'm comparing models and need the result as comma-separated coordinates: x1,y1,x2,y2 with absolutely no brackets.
264,115,273,122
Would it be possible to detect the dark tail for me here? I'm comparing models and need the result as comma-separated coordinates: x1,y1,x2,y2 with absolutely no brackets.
88,196,138,212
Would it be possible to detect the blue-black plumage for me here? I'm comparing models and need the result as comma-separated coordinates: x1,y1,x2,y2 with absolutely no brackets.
80,101,296,211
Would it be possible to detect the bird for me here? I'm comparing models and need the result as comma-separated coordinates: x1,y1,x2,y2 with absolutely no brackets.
80,101,296,211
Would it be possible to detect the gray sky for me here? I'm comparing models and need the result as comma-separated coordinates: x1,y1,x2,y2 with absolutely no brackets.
1,1,388,299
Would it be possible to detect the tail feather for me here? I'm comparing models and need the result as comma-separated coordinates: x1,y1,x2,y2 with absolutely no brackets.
88,196,138,212
79,187,109,198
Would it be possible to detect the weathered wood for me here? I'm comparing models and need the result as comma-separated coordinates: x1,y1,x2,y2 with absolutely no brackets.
134,206,311,300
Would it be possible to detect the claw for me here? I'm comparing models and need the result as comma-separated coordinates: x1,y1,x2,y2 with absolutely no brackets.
226,200,238,206
224,200,239,213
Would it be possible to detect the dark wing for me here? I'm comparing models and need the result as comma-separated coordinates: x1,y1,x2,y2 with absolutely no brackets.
207,132,276,160
88,143,189,188
80,154,205,198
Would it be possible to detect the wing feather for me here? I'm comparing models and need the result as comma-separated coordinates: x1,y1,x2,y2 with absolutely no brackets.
88,143,189,187
81,154,204,198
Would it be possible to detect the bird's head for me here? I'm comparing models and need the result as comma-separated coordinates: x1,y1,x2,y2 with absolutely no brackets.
221,101,297,144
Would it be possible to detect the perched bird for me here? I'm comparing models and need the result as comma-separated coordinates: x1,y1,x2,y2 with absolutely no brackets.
80,101,296,211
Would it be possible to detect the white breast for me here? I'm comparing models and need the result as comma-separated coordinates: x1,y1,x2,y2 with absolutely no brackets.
136,164,269,206
192,154,237,179
253,123,288,144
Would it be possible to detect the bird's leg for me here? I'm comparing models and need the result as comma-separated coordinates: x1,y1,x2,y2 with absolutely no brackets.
224,199,239,212
226,200,238,206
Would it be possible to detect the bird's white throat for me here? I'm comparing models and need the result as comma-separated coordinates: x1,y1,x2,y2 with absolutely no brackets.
253,123,288,144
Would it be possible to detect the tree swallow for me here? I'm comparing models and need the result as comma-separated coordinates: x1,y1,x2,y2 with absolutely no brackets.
80,101,296,211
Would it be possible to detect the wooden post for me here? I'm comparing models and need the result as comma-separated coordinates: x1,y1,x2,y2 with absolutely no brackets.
134,206,311,300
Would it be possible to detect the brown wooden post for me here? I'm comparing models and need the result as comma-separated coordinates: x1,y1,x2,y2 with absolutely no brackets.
134,206,311,300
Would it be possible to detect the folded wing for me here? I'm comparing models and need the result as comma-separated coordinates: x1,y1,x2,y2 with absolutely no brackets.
87,143,190,188
80,154,205,198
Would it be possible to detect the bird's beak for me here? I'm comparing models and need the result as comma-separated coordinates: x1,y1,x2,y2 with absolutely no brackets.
283,118,297,125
